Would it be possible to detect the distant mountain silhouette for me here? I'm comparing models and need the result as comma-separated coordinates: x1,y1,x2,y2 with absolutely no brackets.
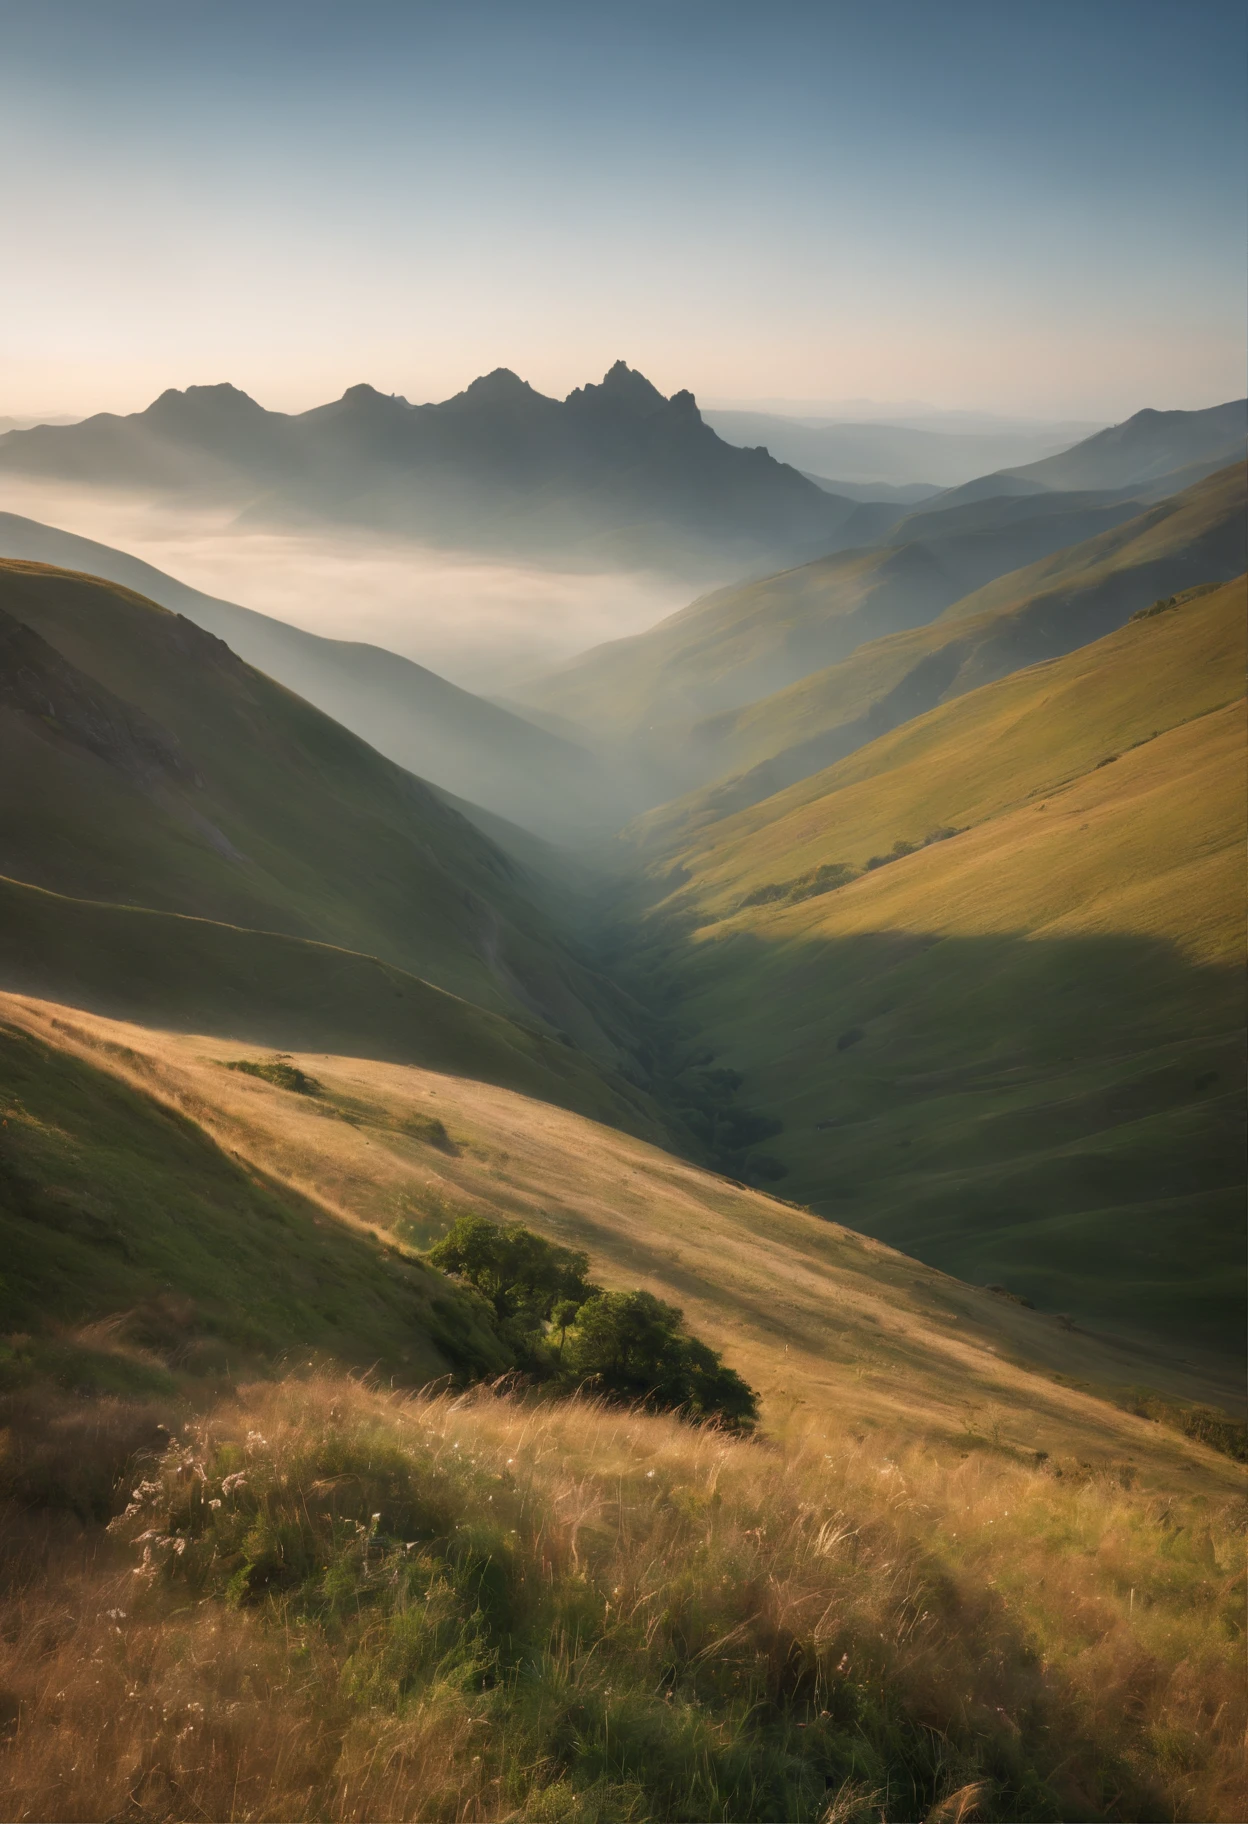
0,363,882,575
933,400,1245,508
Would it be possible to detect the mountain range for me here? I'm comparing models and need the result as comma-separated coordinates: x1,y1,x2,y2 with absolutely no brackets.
0,364,913,576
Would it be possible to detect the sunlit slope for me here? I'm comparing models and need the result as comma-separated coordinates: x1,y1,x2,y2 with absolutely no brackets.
941,460,1246,627
625,584,1246,1358
0,1017,507,1382
0,559,644,1070
4,991,1240,1489
635,465,1247,837
516,488,1153,753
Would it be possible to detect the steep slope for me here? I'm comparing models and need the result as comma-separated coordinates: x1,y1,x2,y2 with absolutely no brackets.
0,511,625,840
616,581,1247,1361
0,1018,507,1383
935,399,1245,508
636,463,1248,835
4,994,1242,1824
0,560,657,1129
0,365,863,576
515,483,1156,769
6,991,1241,1457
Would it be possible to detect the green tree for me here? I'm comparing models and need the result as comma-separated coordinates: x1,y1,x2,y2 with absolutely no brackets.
428,1216,597,1338
565,1289,757,1429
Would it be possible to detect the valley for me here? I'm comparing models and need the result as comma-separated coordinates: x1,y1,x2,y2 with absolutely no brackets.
0,394,1244,1824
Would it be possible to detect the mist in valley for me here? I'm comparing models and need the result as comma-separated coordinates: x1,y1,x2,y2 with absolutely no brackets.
0,473,692,693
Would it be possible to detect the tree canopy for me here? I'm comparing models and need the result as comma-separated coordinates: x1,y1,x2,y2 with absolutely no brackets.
428,1216,757,1429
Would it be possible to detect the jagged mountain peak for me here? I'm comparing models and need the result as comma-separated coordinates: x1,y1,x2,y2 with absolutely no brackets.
567,361,670,416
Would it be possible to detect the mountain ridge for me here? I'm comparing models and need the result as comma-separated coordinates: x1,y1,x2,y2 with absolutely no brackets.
0,364,889,576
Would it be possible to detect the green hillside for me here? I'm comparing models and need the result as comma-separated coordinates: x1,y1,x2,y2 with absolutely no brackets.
636,464,1247,840
515,486,1156,764
0,511,625,842
617,579,1247,1360
0,560,666,1133
0,1017,508,1386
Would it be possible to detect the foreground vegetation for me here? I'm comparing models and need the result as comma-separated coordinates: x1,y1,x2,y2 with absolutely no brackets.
1,1369,1243,1823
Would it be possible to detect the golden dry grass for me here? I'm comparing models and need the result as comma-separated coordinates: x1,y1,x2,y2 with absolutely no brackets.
2,992,1240,1488
0,1373,1243,1822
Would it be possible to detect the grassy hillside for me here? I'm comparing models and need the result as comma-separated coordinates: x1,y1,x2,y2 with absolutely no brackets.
940,460,1246,627
4,1368,1243,1823
614,581,1246,1360
0,559,653,1082
0,511,626,841
636,465,1247,838
0,1019,507,1388
516,487,1162,772
1,997,1243,1821
5,989,1240,1461
0,875,659,1137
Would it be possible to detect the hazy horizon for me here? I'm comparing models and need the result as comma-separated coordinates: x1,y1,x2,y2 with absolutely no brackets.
2,0,1243,424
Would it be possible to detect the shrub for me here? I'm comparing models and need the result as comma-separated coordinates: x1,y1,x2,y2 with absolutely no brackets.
739,862,855,910
867,840,918,871
428,1219,758,1428
223,1057,319,1095
429,1216,595,1326
563,1289,758,1429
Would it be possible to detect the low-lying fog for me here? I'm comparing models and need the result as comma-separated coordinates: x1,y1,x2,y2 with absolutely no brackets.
0,477,694,692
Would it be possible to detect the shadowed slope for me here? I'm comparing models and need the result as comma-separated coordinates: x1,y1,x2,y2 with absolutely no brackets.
0,559,662,1132
0,511,627,841
615,584,1246,1359
0,1019,507,1381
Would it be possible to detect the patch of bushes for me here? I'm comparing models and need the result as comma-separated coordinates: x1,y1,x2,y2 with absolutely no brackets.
401,1111,455,1152
836,1027,865,1052
865,829,959,873
1130,594,1178,621
223,1057,319,1095
1116,1386,1247,1462
739,860,856,910
429,1216,758,1429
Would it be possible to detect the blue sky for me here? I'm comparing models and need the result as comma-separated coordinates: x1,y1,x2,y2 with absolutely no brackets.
2,0,1244,418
